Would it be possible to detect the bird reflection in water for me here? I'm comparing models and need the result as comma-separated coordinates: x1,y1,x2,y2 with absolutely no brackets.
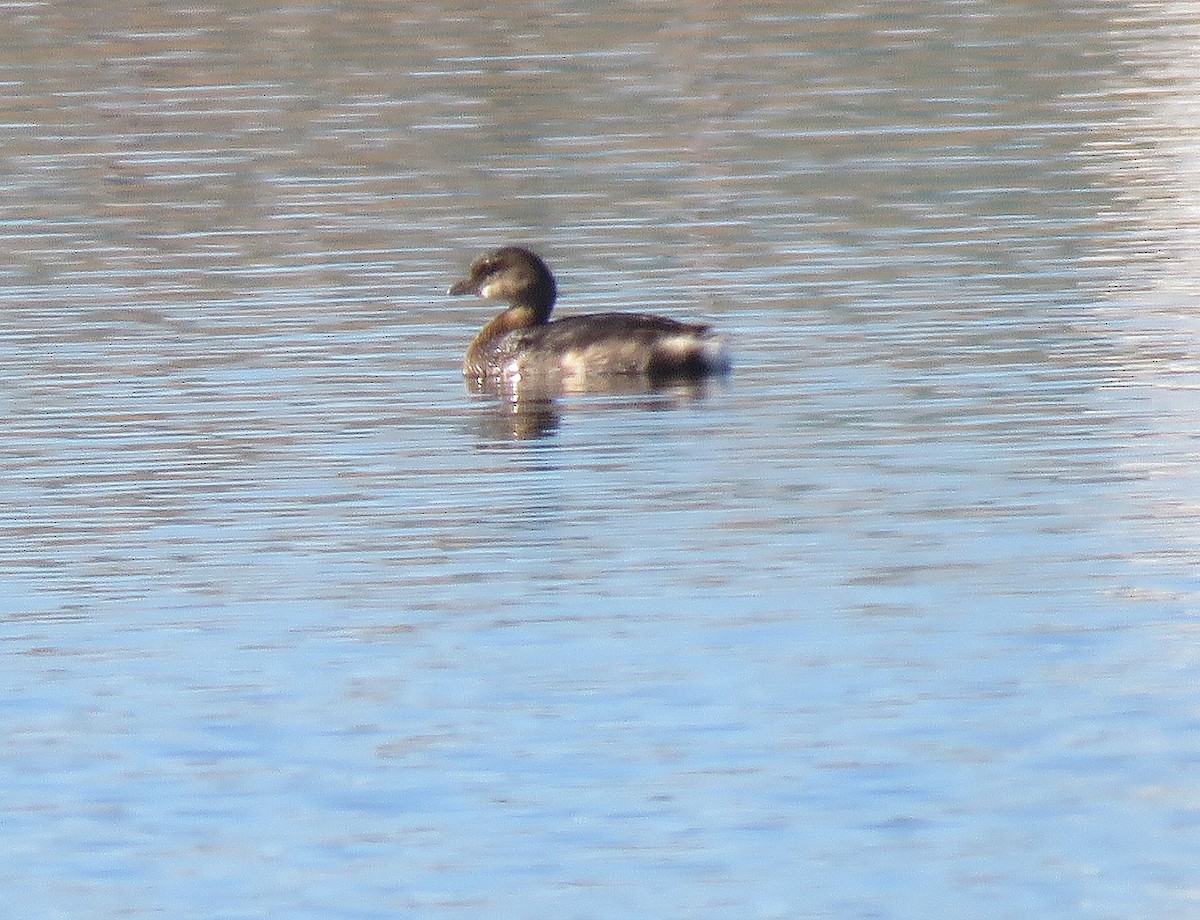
467,372,723,441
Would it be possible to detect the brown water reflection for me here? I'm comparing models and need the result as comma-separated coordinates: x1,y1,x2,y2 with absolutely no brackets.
1,0,1150,293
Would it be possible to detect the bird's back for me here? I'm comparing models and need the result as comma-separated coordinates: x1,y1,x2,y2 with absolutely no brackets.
494,312,729,382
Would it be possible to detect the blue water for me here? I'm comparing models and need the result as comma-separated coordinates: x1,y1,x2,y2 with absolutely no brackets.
4,2,1200,918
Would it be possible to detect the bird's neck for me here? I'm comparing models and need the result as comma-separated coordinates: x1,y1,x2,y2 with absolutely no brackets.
485,303,546,335
464,304,548,376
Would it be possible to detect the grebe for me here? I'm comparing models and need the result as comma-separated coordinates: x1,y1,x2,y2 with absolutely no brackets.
448,247,729,386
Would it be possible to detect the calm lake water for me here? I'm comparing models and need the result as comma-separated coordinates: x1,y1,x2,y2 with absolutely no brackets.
4,2,1200,918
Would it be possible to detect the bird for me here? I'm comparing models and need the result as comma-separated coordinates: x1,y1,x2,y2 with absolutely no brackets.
448,246,730,388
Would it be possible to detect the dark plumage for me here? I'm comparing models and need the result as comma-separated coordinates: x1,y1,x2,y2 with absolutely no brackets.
447,246,730,386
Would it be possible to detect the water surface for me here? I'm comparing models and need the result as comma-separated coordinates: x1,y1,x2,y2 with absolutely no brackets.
3,2,1200,918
